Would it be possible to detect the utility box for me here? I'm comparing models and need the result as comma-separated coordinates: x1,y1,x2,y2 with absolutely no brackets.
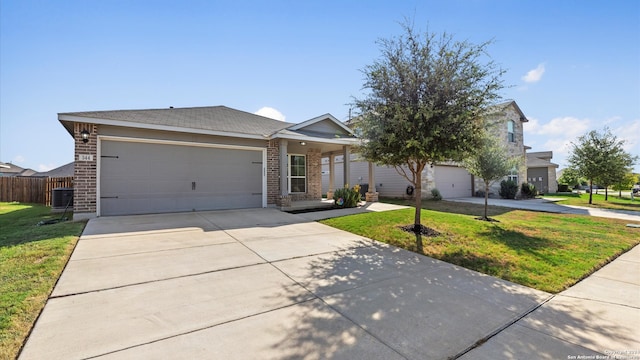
52,187,74,210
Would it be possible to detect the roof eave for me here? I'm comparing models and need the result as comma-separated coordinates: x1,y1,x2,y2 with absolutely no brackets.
270,132,359,145
58,114,270,141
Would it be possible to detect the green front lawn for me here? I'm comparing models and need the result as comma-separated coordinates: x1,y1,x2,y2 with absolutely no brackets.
543,192,640,212
321,201,639,293
0,202,86,360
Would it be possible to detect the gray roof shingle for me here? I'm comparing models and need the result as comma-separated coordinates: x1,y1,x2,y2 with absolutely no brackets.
60,106,293,137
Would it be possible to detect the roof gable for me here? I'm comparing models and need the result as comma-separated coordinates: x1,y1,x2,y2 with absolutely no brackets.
485,100,528,123
287,114,355,137
498,100,528,122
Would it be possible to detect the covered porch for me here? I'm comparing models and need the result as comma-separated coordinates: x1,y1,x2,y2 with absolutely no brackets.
268,113,378,210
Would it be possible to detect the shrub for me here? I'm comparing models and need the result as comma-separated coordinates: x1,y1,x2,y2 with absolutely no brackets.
334,185,361,208
499,180,518,199
431,188,442,201
520,183,538,199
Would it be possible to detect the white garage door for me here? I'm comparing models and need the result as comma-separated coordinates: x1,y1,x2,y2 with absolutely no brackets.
99,140,264,216
434,166,472,199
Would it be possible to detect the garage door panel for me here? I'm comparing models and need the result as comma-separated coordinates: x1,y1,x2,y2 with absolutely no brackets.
100,140,263,216
434,166,472,199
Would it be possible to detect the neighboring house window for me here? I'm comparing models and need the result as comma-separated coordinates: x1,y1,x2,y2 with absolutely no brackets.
289,154,306,193
508,167,518,183
507,120,515,143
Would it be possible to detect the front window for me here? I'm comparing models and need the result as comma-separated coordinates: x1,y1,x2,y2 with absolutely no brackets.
289,154,306,193
507,121,515,142
508,167,518,183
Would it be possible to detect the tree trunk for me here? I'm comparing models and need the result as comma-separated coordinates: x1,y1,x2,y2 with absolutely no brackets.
589,179,593,204
484,181,490,219
415,233,424,254
605,187,608,201
414,170,422,231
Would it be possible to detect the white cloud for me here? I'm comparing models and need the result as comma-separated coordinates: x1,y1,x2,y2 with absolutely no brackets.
526,116,590,138
522,63,546,83
524,116,591,168
542,138,573,156
13,155,25,163
38,163,55,172
612,118,640,153
254,107,286,121
523,117,540,133
604,116,622,125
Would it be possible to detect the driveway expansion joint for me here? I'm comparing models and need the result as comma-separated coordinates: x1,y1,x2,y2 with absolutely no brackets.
48,261,267,299
450,294,556,359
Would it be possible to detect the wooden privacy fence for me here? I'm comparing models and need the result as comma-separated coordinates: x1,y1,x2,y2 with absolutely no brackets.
0,176,74,206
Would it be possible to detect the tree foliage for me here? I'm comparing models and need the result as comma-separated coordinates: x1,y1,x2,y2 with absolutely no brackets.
612,172,638,197
462,134,519,220
567,128,638,204
353,20,504,229
558,168,585,187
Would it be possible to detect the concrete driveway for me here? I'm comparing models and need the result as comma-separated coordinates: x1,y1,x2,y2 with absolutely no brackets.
18,208,625,359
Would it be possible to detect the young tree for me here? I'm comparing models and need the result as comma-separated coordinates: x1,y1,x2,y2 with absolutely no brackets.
353,21,504,231
567,128,638,204
597,155,635,200
462,134,519,220
612,172,638,197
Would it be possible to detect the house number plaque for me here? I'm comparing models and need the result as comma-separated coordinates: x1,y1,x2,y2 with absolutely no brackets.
78,154,94,161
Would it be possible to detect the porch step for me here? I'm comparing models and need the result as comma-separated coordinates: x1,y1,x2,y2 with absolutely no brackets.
281,199,335,213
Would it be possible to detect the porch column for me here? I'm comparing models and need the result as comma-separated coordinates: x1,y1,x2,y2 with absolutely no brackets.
327,154,335,200
343,145,351,188
366,161,379,202
278,139,291,207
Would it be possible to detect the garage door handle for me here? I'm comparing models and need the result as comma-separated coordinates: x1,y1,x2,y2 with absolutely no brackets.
192,182,196,190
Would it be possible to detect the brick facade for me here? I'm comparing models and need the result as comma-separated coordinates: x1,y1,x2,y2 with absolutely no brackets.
266,140,323,206
73,123,97,218
267,140,280,206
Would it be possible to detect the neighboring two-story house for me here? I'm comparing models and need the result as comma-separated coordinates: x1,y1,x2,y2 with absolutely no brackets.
526,151,559,194
322,100,532,199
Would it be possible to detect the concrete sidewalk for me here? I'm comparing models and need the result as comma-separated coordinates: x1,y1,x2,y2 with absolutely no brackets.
448,197,640,222
20,208,550,360
462,245,640,359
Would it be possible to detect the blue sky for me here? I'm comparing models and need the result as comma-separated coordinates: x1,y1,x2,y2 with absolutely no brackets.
1,0,639,173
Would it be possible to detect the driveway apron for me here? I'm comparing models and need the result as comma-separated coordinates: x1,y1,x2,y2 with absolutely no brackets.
19,208,552,359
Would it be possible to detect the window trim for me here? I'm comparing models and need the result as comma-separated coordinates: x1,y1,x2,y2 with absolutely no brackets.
507,120,515,143
288,154,306,193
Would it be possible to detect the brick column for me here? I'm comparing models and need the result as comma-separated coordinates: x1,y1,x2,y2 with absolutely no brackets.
266,140,280,206
73,123,97,219
277,139,291,207
306,148,322,200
